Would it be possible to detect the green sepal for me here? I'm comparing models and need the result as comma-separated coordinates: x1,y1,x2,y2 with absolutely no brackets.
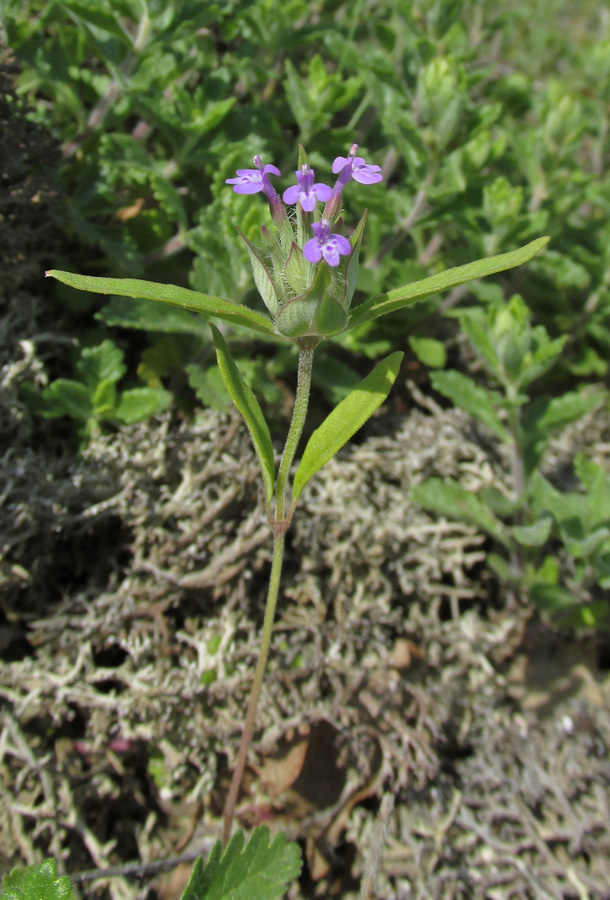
236,228,280,317
348,236,550,329
285,242,310,294
344,209,367,311
275,264,346,338
46,270,276,337
292,351,403,501
210,325,275,505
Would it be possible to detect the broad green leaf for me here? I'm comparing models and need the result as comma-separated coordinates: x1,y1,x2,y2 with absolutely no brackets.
512,516,553,547
292,352,403,501
408,336,447,369
412,478,510,546
92,379,117,418
0,858,75,900
210,325,275,505
46,271,276,337
76,340,126,388
114,387,172,423
43,380,93,420
430,370,510,441
180,826,302,900
348,237,550,329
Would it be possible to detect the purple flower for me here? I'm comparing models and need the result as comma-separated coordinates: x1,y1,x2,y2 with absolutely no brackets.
283,164,332,212
226,155,281,200
303,219,351,267
332,146,382,185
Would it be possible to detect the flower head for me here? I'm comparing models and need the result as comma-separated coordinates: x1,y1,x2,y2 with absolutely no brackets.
303,219,351,267
283,164,332,212
226,155,281,199
332,144,383,185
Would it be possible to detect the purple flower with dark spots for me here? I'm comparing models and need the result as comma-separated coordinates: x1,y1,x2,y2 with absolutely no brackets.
226,155,281,200
303,219,351,267
283,164,332,212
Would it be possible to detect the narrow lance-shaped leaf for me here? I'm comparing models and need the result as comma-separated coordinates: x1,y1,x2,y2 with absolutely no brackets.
292,351,403,501
180,825,302,900
210,325,275,506
46,271,277,337
349,236,550,329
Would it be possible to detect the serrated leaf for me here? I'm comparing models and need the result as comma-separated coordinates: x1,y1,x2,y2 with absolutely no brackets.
180,826,302,900
76,340,126,388
114,387,171,423
349,237,550,329
531,388,606,434
412,478,509,546
210,325,275,505
430,370,510,440
0,858,76,900
293,352,403,501
43,380,93,420
46,271,276,337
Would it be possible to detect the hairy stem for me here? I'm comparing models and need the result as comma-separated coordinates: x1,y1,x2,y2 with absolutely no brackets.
222,344,315,843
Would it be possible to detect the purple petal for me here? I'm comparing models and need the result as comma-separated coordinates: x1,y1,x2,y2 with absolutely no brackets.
313,183,332,201
303,238,323,263
228,181,264,194
332,156,348,174
322,242,342,266
352,165,382,185
282,184,300,204
262,164,281,176
235,168,261,177
334,234,352,254
299,191,316,212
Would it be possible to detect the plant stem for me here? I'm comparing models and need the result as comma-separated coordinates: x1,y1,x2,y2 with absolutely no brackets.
222,531,285,844
222,344,315,844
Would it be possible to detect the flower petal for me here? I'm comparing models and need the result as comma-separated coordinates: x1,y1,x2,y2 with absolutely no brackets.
313,183,332,201
303,238,323,264
282,184,301,204
299,191,317,212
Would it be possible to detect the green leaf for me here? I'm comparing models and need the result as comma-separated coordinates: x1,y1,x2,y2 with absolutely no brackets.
529,388,606,435
76,340,126,389
408,336,447,368
344,209,367,311
512,516,553,547
292,352,403,501
237,229,280,317
348,237,550,329
180,826,302,900
114,387,172,423
412,478,509,546
46,271,276,338
0,858,76,900
97,296,206,334
43,380,93,420
430,370,510,440
210,325,275,505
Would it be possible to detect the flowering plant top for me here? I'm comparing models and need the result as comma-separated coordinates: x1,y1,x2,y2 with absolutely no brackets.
224,144,382,342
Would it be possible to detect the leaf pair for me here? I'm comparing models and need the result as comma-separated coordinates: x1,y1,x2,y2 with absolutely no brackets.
211,325,403,506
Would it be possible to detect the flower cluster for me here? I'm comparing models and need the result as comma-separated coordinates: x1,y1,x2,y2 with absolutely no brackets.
225,144,382,340
226,144,382,269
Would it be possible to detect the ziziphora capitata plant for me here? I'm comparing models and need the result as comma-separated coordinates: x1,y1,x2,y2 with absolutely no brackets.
47,141,549,845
